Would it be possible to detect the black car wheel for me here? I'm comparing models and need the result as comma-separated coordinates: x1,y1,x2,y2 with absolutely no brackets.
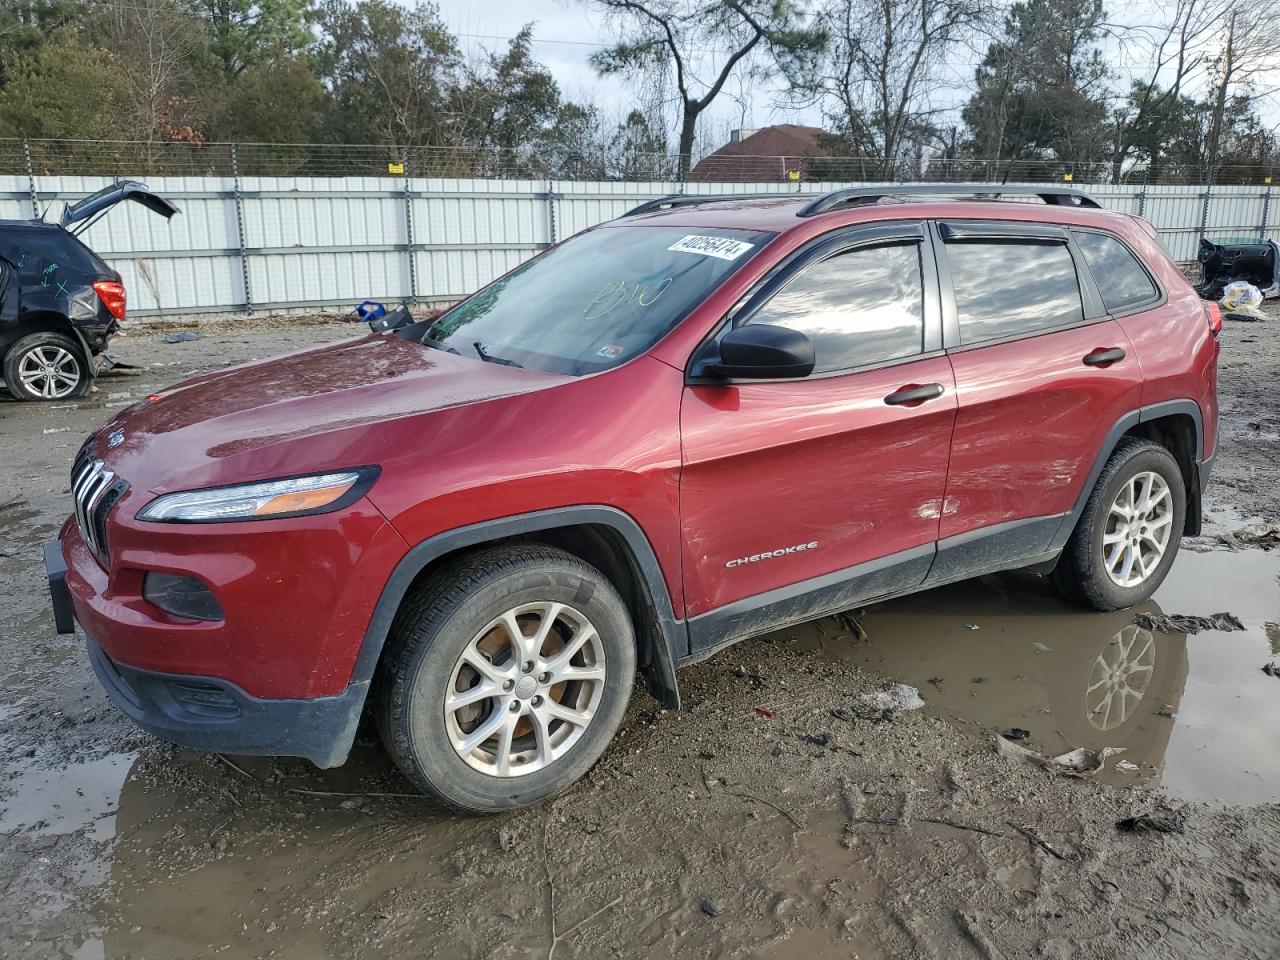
1053,438,1186,611
3,333,91,401
375,544,636,812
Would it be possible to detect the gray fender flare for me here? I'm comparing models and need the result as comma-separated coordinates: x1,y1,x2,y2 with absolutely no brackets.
349,505,686,705
1048,399,1205,550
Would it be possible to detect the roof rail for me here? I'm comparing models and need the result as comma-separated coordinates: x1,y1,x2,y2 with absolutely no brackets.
618,184,1102,221
795,184,1101,217
619,192,818,218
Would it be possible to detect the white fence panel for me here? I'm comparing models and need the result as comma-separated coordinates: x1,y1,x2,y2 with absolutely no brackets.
1,175,1275,316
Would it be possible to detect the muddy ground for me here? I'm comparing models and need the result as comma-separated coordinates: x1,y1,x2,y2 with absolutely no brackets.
1,307,1278,960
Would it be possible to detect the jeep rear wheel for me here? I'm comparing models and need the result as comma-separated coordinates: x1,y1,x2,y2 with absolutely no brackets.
1053,438,1186,611
375,544,636,812
3,332,91,401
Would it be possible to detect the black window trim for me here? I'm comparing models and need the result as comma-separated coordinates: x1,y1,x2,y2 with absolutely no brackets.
1069,226,1167,318
685,220,944,384
934,219,1109,353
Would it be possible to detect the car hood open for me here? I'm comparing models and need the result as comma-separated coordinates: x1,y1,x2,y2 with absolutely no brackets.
94,333,570,494
60,181,179,228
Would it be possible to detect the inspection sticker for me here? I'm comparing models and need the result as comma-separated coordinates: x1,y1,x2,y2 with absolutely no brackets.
667,235,755,261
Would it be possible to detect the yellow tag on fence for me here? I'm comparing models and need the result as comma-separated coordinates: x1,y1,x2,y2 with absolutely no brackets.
387,162,405,175
1062,172,1073,182
787,169,800,182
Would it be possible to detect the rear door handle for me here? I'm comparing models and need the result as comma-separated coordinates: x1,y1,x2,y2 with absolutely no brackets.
884,382,945,406
1083,347,1126,367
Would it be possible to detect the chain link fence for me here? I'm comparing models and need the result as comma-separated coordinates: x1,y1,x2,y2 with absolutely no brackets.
3,138,1275,185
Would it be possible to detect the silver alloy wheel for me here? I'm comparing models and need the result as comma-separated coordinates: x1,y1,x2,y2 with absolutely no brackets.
17,344,81,399
1085,624,1156,730
1102,470,1173,587
443,601,606,778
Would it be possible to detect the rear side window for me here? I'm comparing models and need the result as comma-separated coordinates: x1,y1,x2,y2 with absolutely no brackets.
746,242,923,373
1075,231,1158,312
948,241,1083,345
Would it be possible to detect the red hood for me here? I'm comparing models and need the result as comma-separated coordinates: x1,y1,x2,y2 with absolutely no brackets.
93,333,569,494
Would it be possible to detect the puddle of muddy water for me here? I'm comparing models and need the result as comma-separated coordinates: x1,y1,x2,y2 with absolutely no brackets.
0,751,136,842
798,546,1280,806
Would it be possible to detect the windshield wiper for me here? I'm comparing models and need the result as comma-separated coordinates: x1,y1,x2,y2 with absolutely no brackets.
422,332,460,354
472,341,523,368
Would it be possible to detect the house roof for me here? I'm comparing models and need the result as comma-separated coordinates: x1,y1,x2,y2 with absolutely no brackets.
689,125,834,182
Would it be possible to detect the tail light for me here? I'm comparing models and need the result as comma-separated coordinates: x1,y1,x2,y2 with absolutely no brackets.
1204,300,1222,338
92,280,126,320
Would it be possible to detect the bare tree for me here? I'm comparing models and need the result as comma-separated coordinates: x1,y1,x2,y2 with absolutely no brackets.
95,0,207,149
788,0,989,177
588,0,823,178
1111,0,1234,177
1202,1,1280,176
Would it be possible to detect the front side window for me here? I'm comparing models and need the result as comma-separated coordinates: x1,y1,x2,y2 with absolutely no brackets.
745,242,924,374
1075,231,1159,312
426,225,773,376
948,241,1083,345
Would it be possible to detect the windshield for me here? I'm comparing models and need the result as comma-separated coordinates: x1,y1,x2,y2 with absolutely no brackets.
424,224,774,375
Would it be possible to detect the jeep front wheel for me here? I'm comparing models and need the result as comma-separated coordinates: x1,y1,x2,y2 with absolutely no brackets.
375,544,636,812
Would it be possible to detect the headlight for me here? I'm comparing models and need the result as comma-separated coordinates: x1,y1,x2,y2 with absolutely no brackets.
136,468,378,522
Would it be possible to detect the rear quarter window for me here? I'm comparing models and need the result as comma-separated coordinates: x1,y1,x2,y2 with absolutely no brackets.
1075,231,1159,312
947,240,1083,345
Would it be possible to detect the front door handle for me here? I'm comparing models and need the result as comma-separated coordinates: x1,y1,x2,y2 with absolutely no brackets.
884,382,945,406
1083,347,1126,367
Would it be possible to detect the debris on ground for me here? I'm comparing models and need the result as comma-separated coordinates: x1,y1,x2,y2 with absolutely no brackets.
165,331,203,343
1219,280,1266,319
1135,611,1246,634
1263,662,1279,678
1217,522,1280,550
837,610,868,641
700,898,723,918
1007,822,1081,861
995,734,1123,778
858,683,925,712
963,623,980,630
752,706,775,719
1117,811,1185,835
1000,727,1031,741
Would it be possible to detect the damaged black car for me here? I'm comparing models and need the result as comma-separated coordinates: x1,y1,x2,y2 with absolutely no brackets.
1194,236,1280,301
0,181,177,402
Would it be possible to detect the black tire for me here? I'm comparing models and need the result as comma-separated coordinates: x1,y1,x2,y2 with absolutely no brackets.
3,332,92,401
375,544,636,812
1053,438,1186,611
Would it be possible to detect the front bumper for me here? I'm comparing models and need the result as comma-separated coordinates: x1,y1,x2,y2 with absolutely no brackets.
85,632,366,768
45,536,371,768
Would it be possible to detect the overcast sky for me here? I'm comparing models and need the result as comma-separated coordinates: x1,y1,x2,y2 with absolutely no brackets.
436,0,1280,151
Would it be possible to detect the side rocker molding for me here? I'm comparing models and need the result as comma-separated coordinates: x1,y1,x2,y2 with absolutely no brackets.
1048,399,1205,551
350,506,687,707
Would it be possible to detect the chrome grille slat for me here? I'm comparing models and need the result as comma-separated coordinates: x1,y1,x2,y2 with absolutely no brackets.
71,457,121,564
72,460,99,546
83,469,115,556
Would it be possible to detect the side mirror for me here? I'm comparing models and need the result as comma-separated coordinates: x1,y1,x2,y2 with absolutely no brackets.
699,324,815,380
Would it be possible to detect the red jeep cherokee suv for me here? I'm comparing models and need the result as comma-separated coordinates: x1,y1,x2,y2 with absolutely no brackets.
45,185,1219,812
